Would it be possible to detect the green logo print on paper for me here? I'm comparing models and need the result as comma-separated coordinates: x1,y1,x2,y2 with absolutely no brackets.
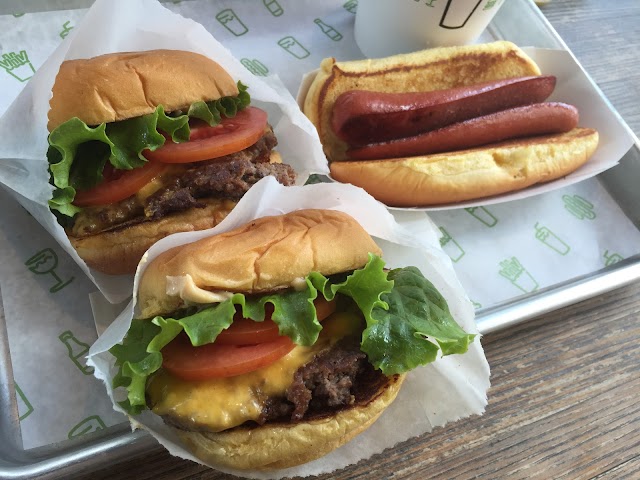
263,0,284,16
25,248,74,293
563,194,596,220
534,222,570,255
241,58,269,76
278,36,311,59
465,206,498,227
59,331,94,375
498,257,538,294
603,250,624,267
314,19,343,41
60,21,74,39
471,300,482,310
216,9,249,36
484,0,500,10
343,0,358,13
68,415,106,439
15,383,34,421
439,227,465,262
0,50,35,82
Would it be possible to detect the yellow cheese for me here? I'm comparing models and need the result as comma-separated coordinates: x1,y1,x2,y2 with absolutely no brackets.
146,312,364,432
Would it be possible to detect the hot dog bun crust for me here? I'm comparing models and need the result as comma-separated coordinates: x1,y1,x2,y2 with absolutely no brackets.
137,209,383,319
304,41,541,163
48,49,238,131
329,128,599,206
173,373,405,471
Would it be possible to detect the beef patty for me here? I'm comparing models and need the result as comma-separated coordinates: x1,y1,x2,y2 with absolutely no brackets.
70,127,295,237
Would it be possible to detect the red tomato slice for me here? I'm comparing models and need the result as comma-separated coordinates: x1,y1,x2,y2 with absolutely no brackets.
162,335,295,380
73,161,168,207
143,107,268,164
216,297,337,345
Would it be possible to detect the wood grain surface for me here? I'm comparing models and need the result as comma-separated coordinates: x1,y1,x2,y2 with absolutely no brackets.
92,1,640,479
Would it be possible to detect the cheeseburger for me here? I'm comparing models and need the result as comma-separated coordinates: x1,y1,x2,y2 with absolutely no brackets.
47,49,296,275
110,209,475,470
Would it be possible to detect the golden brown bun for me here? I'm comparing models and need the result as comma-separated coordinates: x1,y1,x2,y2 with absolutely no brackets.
69,197,237,276
138,209,382,319
173,374,405,470
329,128,599,207
304,41,541,163
48,49,238,131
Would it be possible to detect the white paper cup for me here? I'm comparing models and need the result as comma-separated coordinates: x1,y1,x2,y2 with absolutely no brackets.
355,0,505,58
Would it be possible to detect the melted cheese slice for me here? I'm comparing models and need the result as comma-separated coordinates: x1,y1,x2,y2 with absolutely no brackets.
146,312,363,432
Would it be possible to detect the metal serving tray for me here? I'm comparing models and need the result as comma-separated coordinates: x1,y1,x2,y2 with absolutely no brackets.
1,0,639,478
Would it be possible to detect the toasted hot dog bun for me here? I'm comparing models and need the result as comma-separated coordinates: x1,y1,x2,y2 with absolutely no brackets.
304,41,541,163
48,49,238,131
330,128,599,206
138,209,382,318
174,373,405,470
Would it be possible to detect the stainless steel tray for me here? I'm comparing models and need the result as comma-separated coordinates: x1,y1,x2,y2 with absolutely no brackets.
1,0,640,478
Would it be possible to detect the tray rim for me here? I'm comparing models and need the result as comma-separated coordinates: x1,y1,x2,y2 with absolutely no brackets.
1,0,640,478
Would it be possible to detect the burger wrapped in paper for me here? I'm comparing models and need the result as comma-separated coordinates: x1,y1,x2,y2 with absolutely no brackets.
108,208,478,470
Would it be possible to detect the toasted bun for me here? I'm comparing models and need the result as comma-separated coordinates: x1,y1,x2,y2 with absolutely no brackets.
69,198,237,276
329,128,599,207
138,209,382,319
304,41,541,163
173,373,405,470
48,49,238,131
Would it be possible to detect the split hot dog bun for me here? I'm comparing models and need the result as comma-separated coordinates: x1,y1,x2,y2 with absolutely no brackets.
303,41,599,206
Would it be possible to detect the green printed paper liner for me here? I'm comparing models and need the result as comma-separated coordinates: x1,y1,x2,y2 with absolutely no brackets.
0,0,328,304
88,178,490,479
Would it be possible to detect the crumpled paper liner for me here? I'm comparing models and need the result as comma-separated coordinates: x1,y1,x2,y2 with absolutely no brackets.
88,177,491,479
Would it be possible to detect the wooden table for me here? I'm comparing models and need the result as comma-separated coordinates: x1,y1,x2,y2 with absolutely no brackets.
96,1,640,478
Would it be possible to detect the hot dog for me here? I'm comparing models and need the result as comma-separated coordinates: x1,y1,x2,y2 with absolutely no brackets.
347,102,579,160
332,75,557,145
302,41,599,206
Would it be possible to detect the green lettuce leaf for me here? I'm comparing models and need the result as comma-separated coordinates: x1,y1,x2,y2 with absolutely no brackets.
110,254,475,414
47,82,250,217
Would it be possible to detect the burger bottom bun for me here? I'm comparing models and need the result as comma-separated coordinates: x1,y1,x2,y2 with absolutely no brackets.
69,198,237,275
329,128,599,207
173,374,405,471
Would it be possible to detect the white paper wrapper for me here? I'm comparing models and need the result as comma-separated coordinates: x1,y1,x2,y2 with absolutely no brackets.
87,177,491,478
296,47,635,211
0,0,328,304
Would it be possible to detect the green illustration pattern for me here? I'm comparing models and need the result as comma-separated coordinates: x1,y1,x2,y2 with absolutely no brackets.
241,58,269,76
343,0,358,13
534,222,570,255
484,0,500,10
465,206,498,227
563,194,596,220
0,50,35,82
216,9,249,36
59,331,94,375
25,248,74,293
15,383,34,421
472,300,482,310
263,0,284,16
68,415,106,438
314,19,343,41
60,21,74,39
439,226,465,262
603,250,624,266
498,257,538,293
278,36,310,59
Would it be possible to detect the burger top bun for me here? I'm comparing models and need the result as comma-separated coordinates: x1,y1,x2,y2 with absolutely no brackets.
138,209,383,319
48,49,239,131
303,41,541,162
